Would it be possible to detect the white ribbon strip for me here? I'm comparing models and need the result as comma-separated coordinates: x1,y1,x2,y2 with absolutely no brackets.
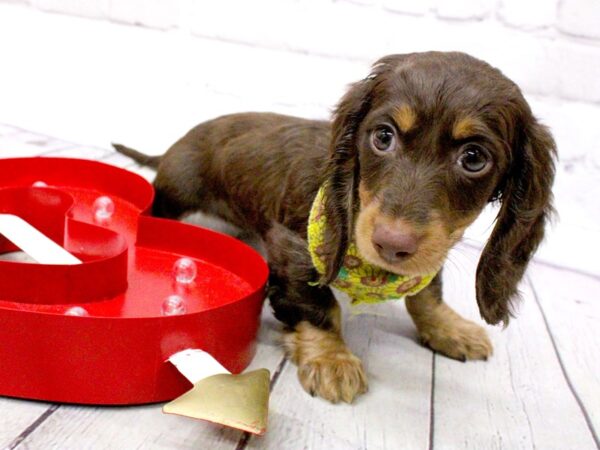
0,214,81,265
168,349,230,385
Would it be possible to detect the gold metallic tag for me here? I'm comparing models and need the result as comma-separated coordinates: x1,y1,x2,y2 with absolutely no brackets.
163,368,271,435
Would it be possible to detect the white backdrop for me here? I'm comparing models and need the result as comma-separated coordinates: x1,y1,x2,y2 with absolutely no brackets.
0,0,598,275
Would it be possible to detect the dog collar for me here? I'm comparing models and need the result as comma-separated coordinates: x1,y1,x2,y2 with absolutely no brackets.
307,185,437,305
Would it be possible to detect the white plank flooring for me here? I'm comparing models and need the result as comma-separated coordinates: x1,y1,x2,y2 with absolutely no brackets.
0,126,599,450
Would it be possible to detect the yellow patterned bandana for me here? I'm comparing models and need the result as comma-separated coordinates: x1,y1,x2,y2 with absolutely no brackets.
307,186,437,305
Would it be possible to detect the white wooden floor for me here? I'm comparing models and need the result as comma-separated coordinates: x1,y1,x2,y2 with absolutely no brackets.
0,124,598,450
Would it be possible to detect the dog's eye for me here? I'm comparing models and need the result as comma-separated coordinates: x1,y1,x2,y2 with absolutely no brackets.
371,125,396,152
457,144,491,174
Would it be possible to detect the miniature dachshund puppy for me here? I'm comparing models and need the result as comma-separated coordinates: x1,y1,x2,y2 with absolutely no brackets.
114,51,556,404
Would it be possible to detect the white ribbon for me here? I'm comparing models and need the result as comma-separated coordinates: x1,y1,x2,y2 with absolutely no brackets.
0,214,81,265
167,349,230,384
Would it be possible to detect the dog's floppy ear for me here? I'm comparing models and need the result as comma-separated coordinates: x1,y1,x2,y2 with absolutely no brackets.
476,118,557,325
320,76,376,283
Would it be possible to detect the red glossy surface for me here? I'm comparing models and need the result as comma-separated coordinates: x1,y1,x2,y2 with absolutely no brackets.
0,157,268,404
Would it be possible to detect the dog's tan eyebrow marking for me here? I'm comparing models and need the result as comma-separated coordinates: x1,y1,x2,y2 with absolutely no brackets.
452,116,486,140
393,105,417,133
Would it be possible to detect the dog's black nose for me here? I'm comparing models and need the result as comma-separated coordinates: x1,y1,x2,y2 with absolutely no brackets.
372,224,418,262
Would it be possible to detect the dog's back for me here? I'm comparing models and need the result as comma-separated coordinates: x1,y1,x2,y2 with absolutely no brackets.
115,112,331,235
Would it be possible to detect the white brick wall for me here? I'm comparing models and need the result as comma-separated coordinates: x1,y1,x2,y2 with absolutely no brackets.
435,0,496,20
499,0,558,29
0,2,599,273
2,0,599,163
30,0,182,28
9,0,600,107
558,0,600,39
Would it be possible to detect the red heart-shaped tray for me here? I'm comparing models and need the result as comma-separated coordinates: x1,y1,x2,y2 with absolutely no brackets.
0,157,268,405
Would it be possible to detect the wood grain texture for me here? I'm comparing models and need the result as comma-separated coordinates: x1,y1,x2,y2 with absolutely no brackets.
528,262,600,444
98,151,139,169
0,137,283,449
0,123,19,137
15,305,285,450
0,399,55,449
43,146,113,160
0,136,73,157
247,294,434,450
433,245,598,450
1,128,598,450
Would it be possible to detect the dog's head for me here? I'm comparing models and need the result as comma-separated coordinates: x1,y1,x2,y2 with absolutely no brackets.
322,52,556,326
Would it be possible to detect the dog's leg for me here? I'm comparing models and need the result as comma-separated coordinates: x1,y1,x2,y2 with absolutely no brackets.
405,274,493,361
266,224,368,403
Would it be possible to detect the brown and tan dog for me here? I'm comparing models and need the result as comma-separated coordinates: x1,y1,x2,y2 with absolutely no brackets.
114,51,556,404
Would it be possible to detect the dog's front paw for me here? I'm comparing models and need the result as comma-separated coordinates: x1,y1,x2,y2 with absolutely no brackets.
298,350,368,403
283,321,368,403
419,315,493,361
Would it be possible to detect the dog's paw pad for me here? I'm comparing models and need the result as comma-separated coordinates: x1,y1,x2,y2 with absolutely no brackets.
297,351,368,404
